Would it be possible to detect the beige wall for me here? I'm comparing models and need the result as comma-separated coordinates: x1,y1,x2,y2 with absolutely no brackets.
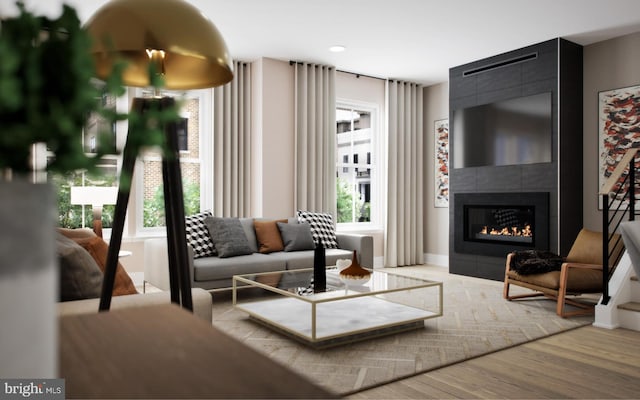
583,31,640,230
423,82,450,265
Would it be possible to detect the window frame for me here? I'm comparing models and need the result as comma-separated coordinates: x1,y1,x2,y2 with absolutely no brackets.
133,88,213,237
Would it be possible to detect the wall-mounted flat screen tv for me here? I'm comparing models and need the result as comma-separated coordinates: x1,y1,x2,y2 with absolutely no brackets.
452,92,553,168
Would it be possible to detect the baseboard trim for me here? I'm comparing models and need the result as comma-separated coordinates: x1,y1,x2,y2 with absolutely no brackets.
425,253,448,267
373,254,449,268
592,321,620,330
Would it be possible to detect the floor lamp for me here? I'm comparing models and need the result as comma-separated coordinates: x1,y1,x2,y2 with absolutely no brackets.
85,0,233,312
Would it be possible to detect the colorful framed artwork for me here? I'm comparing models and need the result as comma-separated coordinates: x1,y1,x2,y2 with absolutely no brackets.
434,119,449,208
598,84,640,208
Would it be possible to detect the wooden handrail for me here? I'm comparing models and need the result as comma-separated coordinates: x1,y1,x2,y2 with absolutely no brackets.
599,148,639,195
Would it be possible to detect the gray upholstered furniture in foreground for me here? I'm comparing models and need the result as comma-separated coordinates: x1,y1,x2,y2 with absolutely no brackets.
144,217,373,291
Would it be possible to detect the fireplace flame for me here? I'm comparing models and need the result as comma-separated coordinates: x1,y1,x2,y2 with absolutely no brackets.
480,224,532,237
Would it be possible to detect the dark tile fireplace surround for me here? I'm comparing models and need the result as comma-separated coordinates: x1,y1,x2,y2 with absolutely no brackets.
448,38,583,281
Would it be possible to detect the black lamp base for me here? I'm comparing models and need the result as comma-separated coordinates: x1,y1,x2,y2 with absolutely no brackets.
99,96,193,312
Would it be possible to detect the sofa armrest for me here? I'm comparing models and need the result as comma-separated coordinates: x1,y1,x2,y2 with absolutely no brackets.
144,238,171,291
57,288,213,323
144,237,198,291
336,233,373,268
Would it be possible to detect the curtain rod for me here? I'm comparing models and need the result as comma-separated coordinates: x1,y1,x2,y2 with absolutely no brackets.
336,69,386,81
289,60,385,81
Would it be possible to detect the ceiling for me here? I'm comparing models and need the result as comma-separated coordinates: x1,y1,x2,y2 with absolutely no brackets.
8,0,640,86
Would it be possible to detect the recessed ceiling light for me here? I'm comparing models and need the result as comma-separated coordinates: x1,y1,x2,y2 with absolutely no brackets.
329,45,346,53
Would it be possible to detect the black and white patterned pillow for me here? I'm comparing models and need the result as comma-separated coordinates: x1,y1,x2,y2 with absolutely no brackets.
297,210,338,249
185,210,216,258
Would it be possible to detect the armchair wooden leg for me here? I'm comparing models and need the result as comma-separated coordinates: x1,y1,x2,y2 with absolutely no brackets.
557,265,569,317
504,253,513,300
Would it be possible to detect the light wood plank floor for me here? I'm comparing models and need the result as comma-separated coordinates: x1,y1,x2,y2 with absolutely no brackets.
348,326,640,399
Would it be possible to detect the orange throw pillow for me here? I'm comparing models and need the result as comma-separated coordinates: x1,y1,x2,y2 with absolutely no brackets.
254,219,287,253
73,236,138,296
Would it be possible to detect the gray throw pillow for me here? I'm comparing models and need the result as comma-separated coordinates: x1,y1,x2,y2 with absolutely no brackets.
240,217,258,253
56,233,103,302
277,222,315,252
204,216,254,258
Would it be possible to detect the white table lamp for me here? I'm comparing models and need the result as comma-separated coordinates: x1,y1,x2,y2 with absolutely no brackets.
70,186,118,238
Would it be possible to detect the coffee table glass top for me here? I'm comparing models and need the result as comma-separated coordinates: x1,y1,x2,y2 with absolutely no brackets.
233,267,440,302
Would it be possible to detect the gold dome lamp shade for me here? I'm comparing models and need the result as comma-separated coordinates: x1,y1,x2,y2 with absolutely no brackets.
86,0,234,90
85,0,233,312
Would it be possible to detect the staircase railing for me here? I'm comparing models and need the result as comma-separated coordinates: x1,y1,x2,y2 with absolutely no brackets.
599,148,638,305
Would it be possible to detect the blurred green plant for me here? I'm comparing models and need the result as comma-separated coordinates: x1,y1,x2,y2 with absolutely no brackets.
0,1,179,183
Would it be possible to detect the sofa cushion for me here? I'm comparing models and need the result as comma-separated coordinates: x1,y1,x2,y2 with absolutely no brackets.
254,219,287,253
284,248,353,270
240,218,259,253
507,268,603,292
57,228,138,296
297,210,338,249
193,253,286,281
277,221,315,252
73,236,138,296
57,227,96,240
57,233,103,302
205,216,254,258
185,211,216,258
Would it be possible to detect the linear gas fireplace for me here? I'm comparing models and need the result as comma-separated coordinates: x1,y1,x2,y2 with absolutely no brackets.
454,192,549,258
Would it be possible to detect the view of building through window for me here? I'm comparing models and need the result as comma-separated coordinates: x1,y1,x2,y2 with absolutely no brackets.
336,104,373,223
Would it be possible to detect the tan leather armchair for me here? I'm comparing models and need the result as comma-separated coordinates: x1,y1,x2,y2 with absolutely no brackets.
504,228,624,317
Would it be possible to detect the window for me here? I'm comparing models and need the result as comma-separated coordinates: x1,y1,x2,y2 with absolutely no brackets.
137,89,212,233
50,88,213,237
336,102,377,225
51,91,118,230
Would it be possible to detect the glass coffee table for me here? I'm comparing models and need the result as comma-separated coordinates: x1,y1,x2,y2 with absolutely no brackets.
232,268,442,348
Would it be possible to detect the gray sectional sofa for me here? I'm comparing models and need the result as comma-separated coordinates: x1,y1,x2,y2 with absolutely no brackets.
144,217,373,291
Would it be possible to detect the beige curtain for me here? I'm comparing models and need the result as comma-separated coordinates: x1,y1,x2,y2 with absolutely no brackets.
384,80,424,267
294,62,336,215
213,61,252,217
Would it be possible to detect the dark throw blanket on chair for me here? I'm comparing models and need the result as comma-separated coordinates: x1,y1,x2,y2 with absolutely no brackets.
510,249,564,275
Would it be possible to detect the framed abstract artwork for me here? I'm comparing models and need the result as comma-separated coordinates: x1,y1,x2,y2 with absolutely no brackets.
598,84,640,208
434,119,449,208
